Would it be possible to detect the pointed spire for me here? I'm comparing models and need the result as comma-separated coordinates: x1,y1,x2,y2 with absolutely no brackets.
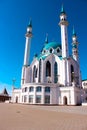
61,4,65,14
1,88,8,95
45,33,48,44
72,26,76,36
28,19,32,27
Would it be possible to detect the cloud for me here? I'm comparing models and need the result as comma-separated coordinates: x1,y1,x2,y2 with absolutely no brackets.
0,82,12,96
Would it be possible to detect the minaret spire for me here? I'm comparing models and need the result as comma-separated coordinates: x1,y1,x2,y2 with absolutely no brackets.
61,4,65,14
72,26,79,62
59,5,69,58
45,33,48,44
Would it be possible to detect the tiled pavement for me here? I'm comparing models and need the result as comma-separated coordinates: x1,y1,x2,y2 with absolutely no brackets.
28,105,87,115
0,103,87,130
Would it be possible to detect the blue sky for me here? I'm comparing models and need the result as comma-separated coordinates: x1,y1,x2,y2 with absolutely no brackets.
0,0,87,95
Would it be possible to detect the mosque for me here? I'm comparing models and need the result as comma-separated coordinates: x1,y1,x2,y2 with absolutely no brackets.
12,6,82,105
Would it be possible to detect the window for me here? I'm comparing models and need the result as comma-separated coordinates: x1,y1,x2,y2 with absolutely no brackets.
29,86,34,92
50,48,53,53
36,95,41,103
39,59,42,82
44,50,46,53
45,87,50,93
36,86,42,92
25,87,27,92
46,61,51,77
45,95,50,104
29,95,33,103
33,65,37,82
35,68,38,78
71,65,74,82
22,87,27,92
54,62,58,83
57,48,60,53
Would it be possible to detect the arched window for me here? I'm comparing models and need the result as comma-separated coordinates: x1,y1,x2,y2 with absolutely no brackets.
36,86,42,92
33,66,36,82
29,86,34,92
71,65,74,82
25,87,27,92
54,62,58,83
50,48,53,53
33,65,37,82
45,87,50,93
57,48,60,53
46,61,51,77
39,59,42,82
35,68,38,78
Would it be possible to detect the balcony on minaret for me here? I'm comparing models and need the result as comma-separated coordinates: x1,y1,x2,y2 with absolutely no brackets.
26,28,32,37
59,5,68,26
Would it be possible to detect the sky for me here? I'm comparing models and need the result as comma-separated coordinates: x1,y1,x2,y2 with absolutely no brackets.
0,0,87,95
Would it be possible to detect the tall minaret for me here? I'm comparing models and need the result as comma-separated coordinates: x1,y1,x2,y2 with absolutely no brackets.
59,5,69,58
72,27,79,62
21,19,32,85
24,19,33,66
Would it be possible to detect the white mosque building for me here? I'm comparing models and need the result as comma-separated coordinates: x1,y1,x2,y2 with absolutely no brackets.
12,6,82,105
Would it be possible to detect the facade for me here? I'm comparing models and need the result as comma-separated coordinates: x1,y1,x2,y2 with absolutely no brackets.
82,79,87,102
12,6,82,105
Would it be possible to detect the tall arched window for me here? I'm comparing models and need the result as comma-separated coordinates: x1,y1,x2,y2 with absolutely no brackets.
35,68,38,78
39,59,42,82
33,65,37,82
71,65,74,82
54,62,58,83
46,61,51,77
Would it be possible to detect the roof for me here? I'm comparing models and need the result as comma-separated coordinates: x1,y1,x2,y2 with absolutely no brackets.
28,19,32,27
60,4,66,14
72,26,76,36
33,41,62,61
43,42,61,50
0,88,9,96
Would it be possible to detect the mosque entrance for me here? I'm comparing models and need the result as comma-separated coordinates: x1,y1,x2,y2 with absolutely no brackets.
45,95,50,104
16,96,18,103
63,96,67,105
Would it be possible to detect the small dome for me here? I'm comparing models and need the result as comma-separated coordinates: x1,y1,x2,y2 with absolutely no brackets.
43,42,61,50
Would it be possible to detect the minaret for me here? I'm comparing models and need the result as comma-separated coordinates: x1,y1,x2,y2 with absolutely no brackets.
21,19,32,85
45,34,48,44
24,19,32,66
72,27,79,62
59,5,69,58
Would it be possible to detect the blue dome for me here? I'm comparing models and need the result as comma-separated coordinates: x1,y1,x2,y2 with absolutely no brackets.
43,42,61,50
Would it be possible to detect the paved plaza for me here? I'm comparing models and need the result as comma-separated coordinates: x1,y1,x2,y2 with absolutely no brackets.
0,103,87,130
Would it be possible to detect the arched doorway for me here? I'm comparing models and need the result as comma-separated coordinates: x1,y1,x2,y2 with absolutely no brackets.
16,96,18,103
63,96,67,105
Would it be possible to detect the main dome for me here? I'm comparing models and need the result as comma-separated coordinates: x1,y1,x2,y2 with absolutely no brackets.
43,42,61,50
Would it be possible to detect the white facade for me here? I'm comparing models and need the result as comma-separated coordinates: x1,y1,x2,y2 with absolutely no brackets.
81,80,87,103
12,6,82,105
